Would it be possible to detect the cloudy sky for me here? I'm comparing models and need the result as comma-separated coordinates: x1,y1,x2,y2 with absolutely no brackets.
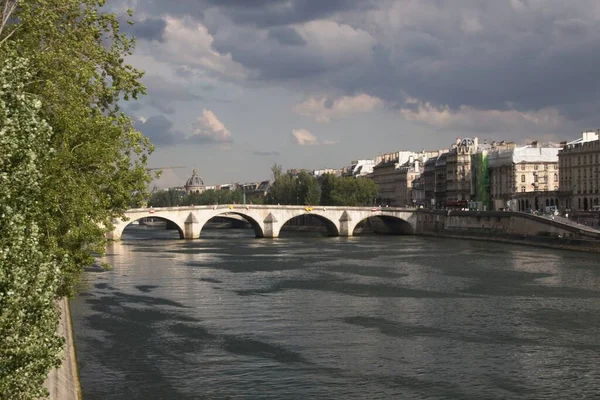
111,0,600,187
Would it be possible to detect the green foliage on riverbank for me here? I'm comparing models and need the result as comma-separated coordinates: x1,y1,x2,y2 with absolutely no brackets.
147,189,244,207
0,0,152,397
266,165,378,207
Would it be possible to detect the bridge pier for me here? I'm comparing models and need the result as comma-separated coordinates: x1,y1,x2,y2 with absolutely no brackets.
184,213,201,239
338,211,353,236
262,212,280,238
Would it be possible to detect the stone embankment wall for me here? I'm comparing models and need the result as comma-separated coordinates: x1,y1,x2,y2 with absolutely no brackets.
43,298,80,400
415,210,600,252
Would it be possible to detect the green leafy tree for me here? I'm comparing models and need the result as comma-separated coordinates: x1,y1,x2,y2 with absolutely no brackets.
147,189,185,207
266,171,297,205
2,0,153,296
296,171,321,205
182,189,243,206
330,177,378,206
0,57,63,400
0,0,153,397
319,174,337,206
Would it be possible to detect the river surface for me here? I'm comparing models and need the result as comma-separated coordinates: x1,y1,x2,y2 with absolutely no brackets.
70,227,600,399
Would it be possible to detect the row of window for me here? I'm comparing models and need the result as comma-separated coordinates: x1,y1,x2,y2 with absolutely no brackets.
520,174,558,182
560,153,600,167
520,163,556,171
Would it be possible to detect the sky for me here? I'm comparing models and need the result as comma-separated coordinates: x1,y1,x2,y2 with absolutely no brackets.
109,0,600,187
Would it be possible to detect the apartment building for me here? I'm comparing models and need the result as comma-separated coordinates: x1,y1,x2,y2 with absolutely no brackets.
488,142,561,211
558,130,600,210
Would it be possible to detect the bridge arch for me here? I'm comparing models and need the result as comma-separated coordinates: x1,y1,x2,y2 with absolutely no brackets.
113,215,185,240
350,215,414,236
278,213,340,236
202,211,265,238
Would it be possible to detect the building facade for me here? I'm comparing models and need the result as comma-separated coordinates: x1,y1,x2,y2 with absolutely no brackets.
445,138,481,204
434,153,448,208
558,130,600,210
342,159,375,177
488,143,561,211
369,151,415,205
423,157,438,208
395,158,424,207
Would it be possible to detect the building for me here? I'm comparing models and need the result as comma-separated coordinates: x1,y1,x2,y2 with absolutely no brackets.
184,169,206,194
313,168,342,178
423,157,438,208
395,155,432,207
445,138,482,205
369,151,415,205
558,130,600,210
343,159,375,178
488,142,562,211
434,152,449,208
241,180,272,202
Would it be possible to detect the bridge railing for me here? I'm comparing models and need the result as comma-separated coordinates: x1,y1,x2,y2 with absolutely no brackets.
126,205,418,213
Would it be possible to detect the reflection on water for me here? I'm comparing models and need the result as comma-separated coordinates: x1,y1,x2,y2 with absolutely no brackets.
71,226,600,399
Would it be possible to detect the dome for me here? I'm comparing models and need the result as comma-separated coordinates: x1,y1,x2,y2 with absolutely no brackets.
185,169,204,187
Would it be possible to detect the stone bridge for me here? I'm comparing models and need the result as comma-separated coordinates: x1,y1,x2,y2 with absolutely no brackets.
107,205,418,240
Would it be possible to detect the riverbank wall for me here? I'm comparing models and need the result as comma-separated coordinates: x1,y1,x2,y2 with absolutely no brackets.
414,210,600,252
43,298,80,400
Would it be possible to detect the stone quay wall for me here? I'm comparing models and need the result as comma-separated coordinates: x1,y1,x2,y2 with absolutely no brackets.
414,210,600,252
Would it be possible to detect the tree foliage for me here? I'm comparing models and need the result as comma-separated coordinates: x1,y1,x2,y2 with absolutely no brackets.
266,170,321,205
3,0,152,297
147,189,245,207
182,189,243,206
328,176,378,206
0,57,63,400
265,167,377,207
0,0,153,397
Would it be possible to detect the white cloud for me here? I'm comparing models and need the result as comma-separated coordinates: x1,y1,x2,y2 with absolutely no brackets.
400,98,564,134
293,93,383,122
189,109,233,143
291,128,337,146
142,17,248,81
291,129,318,146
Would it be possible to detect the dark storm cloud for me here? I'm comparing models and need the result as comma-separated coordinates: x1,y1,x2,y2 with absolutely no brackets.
118,0,600,130
142,75,201,102
136,115,186,146
267,27,306,46
121,17,167,42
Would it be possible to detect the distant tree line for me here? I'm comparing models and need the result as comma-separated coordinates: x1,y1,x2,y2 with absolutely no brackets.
265,164,378,206
147,189,244,207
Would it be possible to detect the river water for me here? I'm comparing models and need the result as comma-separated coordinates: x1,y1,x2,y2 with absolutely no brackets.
70,226,600,399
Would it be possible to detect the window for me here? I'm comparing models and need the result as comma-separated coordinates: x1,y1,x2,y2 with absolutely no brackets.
521,187,526,192
534,164,539,170
554,173,558,182
521,175,525,182
544,164,548,170
521,164,525,171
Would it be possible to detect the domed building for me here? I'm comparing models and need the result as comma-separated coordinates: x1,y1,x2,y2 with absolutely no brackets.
184,169,206,194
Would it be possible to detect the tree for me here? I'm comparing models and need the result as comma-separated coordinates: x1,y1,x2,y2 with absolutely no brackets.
0,57,63,400
319,174,337,206
2,0,152,296
295,171,320,205
320,175,378,207
0,0,152,397
147,189,184,207
266,171,296,205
